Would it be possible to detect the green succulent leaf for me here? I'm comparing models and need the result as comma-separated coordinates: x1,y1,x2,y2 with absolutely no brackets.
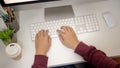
0,26,15,45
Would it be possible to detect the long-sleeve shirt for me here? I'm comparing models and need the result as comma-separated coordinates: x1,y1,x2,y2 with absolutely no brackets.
32,42,120,68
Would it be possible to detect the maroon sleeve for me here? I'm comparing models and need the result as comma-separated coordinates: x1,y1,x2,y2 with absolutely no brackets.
75,42,120,68
32,55,48,68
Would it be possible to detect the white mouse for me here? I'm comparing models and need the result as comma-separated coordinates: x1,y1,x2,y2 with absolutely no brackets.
102,12,117,28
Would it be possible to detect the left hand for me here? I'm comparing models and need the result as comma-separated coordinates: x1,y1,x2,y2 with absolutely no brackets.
35,30,51,55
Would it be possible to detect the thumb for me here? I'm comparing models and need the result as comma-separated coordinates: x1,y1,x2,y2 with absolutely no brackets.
58,34,64,43
57,29,65,43
57,29,65,35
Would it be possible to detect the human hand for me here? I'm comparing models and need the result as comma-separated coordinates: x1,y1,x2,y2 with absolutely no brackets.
57,26,80,50
35,30,51,55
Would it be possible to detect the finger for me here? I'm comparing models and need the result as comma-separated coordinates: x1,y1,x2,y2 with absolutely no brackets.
57,29,64,35
48,35,51,44
61,26,68,32
35,33,39,40
66,26,71,32
37,30,43,38
45,30,49,37
58,34,64,43
42,30,45,37
69,26,75,32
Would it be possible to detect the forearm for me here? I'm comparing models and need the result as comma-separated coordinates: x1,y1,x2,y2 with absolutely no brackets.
75,42,120,68
32,55,48,68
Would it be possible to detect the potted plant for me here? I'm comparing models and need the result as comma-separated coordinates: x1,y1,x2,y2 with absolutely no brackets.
0,26,22,60
0,26,15,46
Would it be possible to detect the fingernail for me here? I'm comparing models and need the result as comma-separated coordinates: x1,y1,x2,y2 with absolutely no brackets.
42,30,44,33
47,30,49,32
57,30,59,32
61,26,63,29
41,29,44,31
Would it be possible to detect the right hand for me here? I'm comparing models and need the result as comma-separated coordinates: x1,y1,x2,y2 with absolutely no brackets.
57,26,80,50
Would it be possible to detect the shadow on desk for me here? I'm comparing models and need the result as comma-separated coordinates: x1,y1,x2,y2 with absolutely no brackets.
51,62,95,68
51,57,120,68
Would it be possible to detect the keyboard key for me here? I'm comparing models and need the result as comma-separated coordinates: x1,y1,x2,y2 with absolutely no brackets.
30,14,100,40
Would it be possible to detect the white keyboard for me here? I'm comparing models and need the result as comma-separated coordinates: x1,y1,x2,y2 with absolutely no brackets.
30,14,99,40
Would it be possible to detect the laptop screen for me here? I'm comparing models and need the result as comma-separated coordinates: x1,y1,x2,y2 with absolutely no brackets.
4,0,37,4
1,0,57,6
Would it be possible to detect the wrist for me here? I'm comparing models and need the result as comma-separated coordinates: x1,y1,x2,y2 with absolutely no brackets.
35,51,47,55
72,40,80,50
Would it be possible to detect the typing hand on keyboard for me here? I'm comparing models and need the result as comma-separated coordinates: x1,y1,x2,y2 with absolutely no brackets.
57,26,80,50
34,26,80,55
30,14,99,40
35,30,51,55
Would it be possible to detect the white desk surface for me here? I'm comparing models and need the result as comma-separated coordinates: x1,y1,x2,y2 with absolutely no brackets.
0,0,120,68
